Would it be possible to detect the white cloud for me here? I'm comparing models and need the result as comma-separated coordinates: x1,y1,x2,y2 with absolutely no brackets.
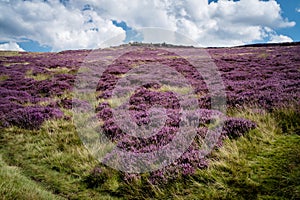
168,0,295,46
0,42,25,51
0,0,295,50
263,27,293,43
74,0,177,29
296,8,300,13
0,0,126,51
268,34,293,43
83,0,295,47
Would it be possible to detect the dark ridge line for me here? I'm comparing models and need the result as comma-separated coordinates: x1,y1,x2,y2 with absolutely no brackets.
236,41,300,48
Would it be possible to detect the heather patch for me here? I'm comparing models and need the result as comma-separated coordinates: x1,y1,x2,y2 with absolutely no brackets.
0,43,299,199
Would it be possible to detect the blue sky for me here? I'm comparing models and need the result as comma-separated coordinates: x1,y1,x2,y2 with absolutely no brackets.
0,0,299,52
274,0,300,42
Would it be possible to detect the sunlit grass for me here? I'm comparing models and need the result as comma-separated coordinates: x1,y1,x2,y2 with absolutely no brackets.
258,52,269,59
3,62,30,67
0,74,9,82
46,67,71,74
0,51,20,56
158,85,193,95
0,119,117,199
25,66,73,81
25,69,52,81
0,156,63,200
97,92,134,108
0,106,299,199
183,107,300,200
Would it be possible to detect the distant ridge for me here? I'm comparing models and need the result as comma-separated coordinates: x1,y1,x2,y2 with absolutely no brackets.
237,41,300,48
119,41,300,49
119,42,195,48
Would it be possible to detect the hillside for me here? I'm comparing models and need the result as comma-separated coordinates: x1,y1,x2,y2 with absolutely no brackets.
0,43,299,199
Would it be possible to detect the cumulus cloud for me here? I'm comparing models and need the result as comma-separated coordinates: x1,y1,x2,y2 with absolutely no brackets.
176,0,294,46
0,0,296,50
79,0,295,47
262,27,293,43
0,42,25,51
268,31,293,43
268,34,293,43
0,0,125,51
74,0,177,29
296,8,300,13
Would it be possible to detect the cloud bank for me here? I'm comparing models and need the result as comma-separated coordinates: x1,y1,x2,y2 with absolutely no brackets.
0,0,295,51
0,41,25,51
0,0,126,51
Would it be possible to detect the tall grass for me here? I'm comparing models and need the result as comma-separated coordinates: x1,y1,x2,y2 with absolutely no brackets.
0,156,63,200
0,106,299,199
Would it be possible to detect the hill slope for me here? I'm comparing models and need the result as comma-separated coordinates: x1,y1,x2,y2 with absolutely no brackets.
0,43,299,199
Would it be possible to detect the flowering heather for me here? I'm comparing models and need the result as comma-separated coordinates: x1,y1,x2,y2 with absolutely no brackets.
223,117,257,139
0,51,88,129
208,45,300,109
1,43,299,183
2,106,63,129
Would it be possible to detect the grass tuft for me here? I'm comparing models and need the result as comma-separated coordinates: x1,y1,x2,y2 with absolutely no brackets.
0,106,299,199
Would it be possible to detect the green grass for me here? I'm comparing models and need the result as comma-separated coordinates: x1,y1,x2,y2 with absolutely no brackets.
258,52,269,59
0,75,9,82
184,107,300,200
158,85,193,95
0,106,299,199
97,92,133,108
107,107,299,199
3,62,30,67
0,155,63,200
0,120,118,199
46,67,71,74
0,51,20,56
25,67,74,81
25,69,52,81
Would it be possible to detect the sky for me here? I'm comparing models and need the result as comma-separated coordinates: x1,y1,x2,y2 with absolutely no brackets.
0,0,299,52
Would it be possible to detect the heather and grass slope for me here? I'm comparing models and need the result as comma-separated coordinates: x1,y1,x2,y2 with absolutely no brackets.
0,43,299,199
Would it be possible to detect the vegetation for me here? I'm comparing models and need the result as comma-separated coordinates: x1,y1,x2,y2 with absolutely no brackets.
0,43,299,199
0,107,299,199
